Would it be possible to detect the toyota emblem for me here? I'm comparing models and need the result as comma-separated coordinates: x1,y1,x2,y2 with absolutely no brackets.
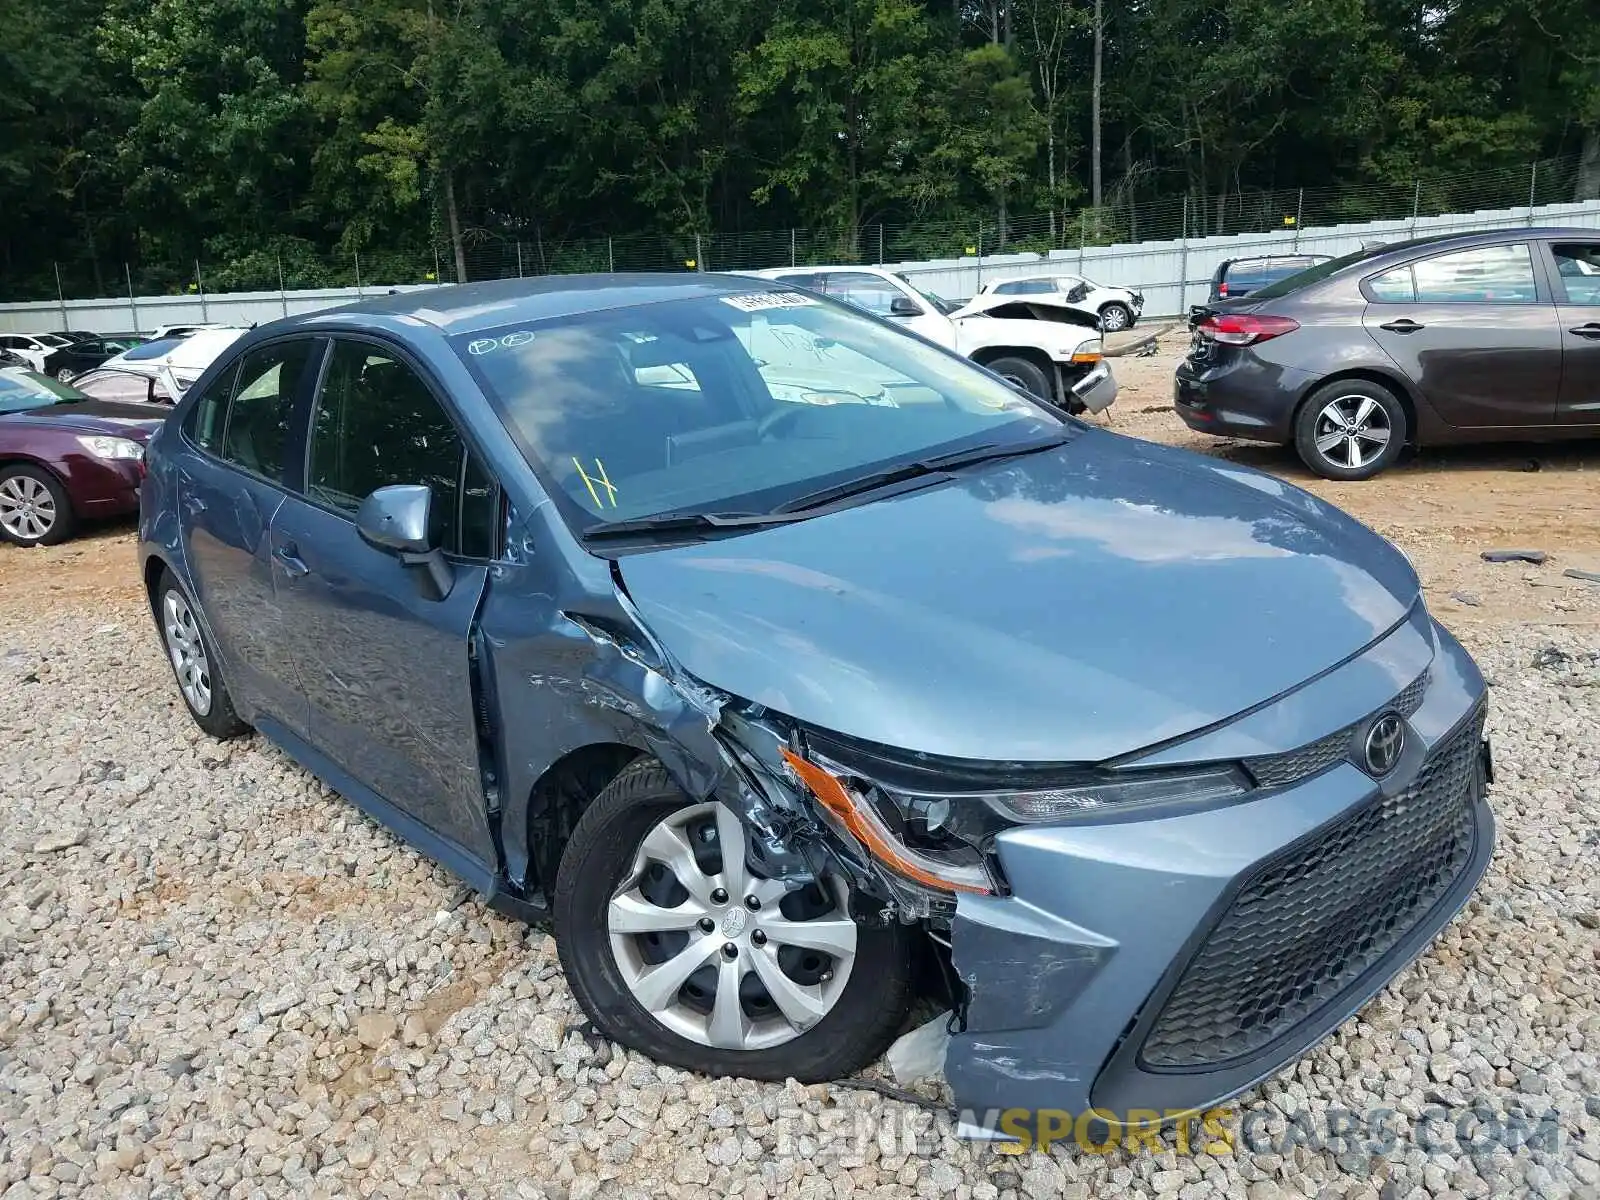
1363,713,1405,777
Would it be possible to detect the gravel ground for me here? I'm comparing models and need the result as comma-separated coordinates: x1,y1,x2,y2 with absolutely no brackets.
2,392,1598,1197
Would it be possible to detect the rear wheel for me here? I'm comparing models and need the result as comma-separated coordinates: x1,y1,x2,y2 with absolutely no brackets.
0,466,74,547
1294,380,1407,480
555,761,913,1081
54,367,77,383
156,569,249,738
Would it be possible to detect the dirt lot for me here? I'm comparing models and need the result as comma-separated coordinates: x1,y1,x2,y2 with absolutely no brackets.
1,358,1597,1199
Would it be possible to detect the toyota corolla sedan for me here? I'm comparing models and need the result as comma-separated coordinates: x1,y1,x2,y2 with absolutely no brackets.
138,275,1493,1129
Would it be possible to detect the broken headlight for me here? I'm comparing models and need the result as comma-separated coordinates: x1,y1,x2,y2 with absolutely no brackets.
783,737,1250,897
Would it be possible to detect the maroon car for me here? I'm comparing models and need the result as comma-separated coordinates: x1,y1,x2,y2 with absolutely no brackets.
0,369,167,546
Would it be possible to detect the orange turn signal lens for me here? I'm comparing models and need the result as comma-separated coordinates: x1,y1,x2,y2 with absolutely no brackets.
780,748,992,895
1070,351,1102,364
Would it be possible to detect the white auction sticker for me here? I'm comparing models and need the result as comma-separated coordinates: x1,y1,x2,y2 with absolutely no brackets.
719,291,818,312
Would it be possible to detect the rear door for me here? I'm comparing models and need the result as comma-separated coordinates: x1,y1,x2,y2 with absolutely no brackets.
1546,240,1600,426
174,338,323,725
267,336,501,868
1361,241,1562,429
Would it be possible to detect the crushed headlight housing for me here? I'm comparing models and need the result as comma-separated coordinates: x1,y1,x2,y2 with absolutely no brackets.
782,734,1251,899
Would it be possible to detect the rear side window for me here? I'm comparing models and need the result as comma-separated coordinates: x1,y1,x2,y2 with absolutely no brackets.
185,361,242,453
218,342,318,482
1367,267,1415,303
306,339,497,557
1552,243,1600,305
1410,244,1537,303
993,279,1055,295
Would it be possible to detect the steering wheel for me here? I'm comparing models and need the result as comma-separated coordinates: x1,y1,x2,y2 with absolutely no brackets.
757,407,805,441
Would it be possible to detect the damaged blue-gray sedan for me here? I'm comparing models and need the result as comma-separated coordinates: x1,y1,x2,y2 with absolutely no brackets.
138,275,1494,1128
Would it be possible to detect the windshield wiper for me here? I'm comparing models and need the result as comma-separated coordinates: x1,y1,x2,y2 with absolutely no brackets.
774,432,1070,514
583,510,804,540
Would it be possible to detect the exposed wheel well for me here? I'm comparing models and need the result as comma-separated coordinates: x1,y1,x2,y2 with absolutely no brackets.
1294,369,1419,445
525,743,644,895
143,555,167,615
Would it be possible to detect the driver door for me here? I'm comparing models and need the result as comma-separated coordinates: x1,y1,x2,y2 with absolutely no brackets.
268,336,503,869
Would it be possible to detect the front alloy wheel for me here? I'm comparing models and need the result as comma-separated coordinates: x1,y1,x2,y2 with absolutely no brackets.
0,467,72,546
608,801,857,1050
555,760,912,1082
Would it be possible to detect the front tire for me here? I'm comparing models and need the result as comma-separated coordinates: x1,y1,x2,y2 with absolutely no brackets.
985,354,1053,403
55,367,77,383
156,569,249,739
0,466,74,546
1100,302,1133,332
1293,380,1407,480
554,760,913,1081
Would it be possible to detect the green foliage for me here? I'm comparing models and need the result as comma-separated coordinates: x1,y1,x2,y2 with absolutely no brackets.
0,0,1594,300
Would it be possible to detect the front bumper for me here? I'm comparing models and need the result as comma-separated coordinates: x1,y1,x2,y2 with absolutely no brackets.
944,616,1494,1129
1067,361,1118,414
53,453,144,517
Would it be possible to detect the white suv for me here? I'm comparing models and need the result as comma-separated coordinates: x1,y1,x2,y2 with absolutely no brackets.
976,273,1144,332
746,265,1116,415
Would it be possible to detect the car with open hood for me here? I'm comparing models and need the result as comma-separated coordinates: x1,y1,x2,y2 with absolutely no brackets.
972,271,1145,332
746,264,1116,417
138,275,1493,1132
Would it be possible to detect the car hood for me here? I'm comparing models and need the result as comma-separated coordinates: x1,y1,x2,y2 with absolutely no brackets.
617,429,1421,762
0,400,165,438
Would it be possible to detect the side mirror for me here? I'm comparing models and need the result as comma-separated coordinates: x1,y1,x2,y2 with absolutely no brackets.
356,484,454,599
889,295,923,317
357,483,434,553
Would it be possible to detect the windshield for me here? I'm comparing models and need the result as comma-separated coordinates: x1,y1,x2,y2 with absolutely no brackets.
454,289,1062,534
0,371,84,414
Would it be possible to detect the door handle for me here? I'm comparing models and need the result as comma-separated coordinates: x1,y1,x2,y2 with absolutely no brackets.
1379,318,1425,334
1568,323,1600,339
274,544,310,579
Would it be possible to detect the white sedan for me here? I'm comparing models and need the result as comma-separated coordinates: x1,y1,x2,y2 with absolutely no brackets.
975,273,1144,332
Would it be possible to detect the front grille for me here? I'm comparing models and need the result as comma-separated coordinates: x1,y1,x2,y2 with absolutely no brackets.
1245,671,1429,788
1140,705,1483,1070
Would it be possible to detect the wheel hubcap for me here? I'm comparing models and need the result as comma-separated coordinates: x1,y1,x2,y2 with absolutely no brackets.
162,590,213,716
1103,307,1128,331
608,802,858,1051
0,476,56,541
1313,395,1391,469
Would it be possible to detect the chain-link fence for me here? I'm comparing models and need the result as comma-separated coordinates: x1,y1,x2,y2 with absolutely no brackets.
6,153,1593,311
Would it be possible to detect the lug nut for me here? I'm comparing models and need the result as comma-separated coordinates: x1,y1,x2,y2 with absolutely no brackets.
745,895,761,911
751,930,767,947
722,942,738,959
698,917,715,934
710,888,728,905
819,970,833,982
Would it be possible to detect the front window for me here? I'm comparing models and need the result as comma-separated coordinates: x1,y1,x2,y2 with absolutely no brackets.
894,274,956,313
453,290,1060,535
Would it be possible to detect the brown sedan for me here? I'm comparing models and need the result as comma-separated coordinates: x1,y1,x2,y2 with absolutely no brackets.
1175,226,1600,479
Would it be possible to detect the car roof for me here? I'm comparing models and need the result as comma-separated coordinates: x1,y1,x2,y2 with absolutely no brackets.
282,273,794,337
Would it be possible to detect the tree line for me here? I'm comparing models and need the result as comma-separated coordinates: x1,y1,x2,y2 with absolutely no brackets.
2,0,1597,298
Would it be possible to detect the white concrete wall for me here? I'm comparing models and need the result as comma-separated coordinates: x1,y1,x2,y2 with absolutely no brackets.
6,199,1599,335
0,284,439,337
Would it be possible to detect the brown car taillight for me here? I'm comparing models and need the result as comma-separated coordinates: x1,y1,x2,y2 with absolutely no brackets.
1199,313,1300,346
